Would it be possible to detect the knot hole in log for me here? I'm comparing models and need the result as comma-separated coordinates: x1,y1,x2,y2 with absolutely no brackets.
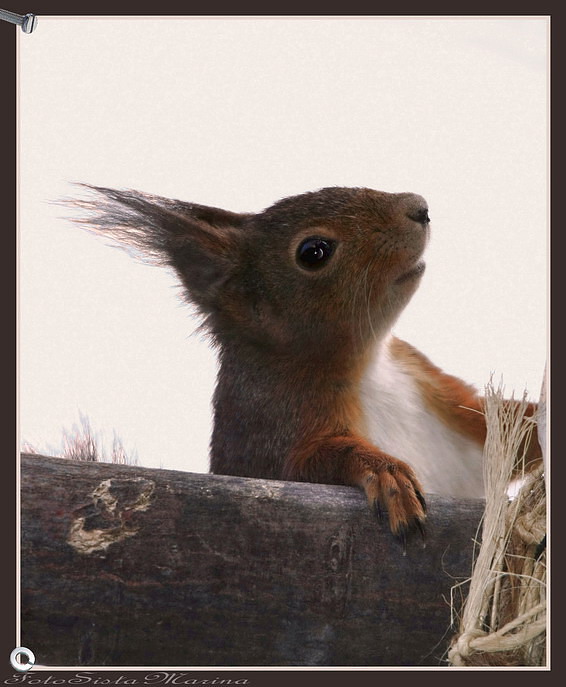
68,477,155,555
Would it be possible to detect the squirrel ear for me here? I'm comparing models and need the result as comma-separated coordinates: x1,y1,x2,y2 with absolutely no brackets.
70,184,247,311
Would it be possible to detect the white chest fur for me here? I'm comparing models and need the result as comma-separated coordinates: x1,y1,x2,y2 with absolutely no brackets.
359,339,485,498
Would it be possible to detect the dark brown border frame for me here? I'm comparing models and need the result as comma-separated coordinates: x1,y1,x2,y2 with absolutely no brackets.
2,5,557,685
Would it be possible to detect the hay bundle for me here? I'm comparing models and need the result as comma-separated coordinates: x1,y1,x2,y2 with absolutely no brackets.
448,378,547,667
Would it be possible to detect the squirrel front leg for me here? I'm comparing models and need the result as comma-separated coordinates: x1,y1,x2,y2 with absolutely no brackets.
283,434,427,538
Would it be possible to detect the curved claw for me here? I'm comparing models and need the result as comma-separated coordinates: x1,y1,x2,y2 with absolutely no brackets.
373,500,385,522
414,517,427,547
393,514,426,545
415,488,427,513
397,528,408,555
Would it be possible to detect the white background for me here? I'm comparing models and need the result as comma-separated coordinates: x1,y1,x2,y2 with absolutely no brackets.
19,17,548,472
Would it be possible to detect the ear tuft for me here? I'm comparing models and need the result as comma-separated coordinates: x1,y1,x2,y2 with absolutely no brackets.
66,183,248,312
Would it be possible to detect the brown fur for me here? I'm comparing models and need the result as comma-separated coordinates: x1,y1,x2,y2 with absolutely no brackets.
391,338,540,476
390,337,487,445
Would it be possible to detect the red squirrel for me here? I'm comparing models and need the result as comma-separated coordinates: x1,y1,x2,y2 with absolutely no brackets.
72,185,540,539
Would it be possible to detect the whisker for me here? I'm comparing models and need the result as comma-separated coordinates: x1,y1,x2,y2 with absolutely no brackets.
365,262,378,343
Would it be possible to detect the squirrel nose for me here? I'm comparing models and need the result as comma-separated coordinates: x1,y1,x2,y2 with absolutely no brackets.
407,207,430,224
397,193,430,224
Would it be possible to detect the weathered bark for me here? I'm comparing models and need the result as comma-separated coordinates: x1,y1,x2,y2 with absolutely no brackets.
20,454,484,667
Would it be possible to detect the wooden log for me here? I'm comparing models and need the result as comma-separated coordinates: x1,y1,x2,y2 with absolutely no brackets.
20,454,484,667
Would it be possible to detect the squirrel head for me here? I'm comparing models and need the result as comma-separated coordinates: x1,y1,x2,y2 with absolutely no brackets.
72,185,430,358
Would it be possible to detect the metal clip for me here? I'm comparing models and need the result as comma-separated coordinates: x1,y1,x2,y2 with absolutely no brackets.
0,9,38,33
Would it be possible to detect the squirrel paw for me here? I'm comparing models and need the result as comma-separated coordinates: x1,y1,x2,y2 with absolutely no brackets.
361,458,427,540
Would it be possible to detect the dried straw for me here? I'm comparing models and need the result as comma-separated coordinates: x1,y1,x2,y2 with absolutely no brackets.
448,378,547,667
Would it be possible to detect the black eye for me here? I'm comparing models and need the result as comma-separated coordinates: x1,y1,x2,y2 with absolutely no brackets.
296,238,336,270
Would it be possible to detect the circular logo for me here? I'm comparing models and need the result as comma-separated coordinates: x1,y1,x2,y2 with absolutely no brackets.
10,647,36,673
